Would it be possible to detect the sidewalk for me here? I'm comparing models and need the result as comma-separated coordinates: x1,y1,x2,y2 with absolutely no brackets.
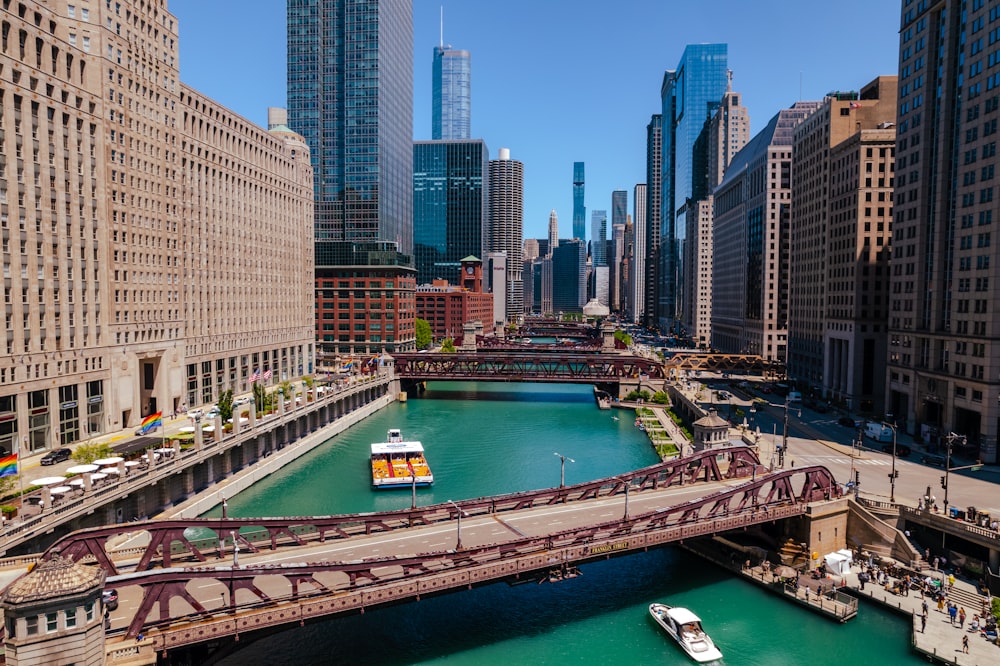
842,564,998,664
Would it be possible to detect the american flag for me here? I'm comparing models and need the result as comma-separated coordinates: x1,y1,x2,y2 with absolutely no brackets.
249,370,260,383
263,369,273,381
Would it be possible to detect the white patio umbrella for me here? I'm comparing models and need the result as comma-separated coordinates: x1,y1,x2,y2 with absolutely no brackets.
65,464,99,475
93,457,124,466
30,476,67,486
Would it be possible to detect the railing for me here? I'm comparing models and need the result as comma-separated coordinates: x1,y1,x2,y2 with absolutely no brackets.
0,375,393,553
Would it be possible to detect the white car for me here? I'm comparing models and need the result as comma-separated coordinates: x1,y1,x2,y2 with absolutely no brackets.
233,396,254,406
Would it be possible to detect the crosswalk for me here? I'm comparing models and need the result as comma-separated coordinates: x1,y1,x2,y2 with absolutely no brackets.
792,454,890,467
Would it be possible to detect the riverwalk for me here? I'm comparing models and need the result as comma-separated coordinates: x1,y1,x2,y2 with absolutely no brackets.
842,564,997,664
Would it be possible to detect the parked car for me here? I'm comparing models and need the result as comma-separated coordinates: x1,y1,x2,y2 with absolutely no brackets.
921,454,946,467
838,416,860,428
881,442,911,457
40,447,71,466
102,589,119,611
233,396,254,406
135,423,161,436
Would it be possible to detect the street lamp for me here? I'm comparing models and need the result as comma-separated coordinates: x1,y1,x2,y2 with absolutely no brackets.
780,397,799,468
554,452,575,488
230,530,240,568
941,432,965,514
446,500,468,550
884,421,898,503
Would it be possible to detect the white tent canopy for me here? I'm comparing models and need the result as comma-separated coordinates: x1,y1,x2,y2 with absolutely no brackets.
823,550,853,576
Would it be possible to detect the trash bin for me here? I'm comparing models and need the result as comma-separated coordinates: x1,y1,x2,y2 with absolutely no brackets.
949,507,960,519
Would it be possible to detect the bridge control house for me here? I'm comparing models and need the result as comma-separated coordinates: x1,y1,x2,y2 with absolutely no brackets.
415,257,495,342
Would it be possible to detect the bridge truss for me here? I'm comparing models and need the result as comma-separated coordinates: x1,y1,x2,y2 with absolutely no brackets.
392,351,665,383
663,352,785,378
96,463,841,643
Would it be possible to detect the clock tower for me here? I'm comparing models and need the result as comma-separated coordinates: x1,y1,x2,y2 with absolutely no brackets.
460,256,483,293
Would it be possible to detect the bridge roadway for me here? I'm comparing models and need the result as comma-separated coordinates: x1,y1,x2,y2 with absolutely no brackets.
61,447,841,660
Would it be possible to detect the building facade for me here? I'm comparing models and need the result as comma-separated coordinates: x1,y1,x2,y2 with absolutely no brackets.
551,240,586,314
488,149,524,322
288,0,415,362
788,77,897,413
711,103,821,362
547,209,559,252
415,259,493,341
590,210,607,267
644,115,662,329
629,183,647,324
658,44,729,331
888,1,998,461
413,139,489,286
432,45,471,140
0,1,315,458
572,161,586,240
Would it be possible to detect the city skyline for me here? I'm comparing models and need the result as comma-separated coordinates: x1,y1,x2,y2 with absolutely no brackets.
169,0,900,241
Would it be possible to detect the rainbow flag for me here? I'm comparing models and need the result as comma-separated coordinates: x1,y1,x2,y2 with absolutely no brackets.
0,452,17,478
138,411,162,435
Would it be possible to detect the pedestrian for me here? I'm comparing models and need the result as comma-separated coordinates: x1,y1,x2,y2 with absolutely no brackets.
933,556,939,570
948,572,955,590
920,612,927,633
962,635,969,654
959,607,966,629
949,602,958,625
922,600,929,617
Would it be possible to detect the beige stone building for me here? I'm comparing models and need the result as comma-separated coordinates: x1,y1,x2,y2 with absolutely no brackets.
0,1,314,458
787,77,897,413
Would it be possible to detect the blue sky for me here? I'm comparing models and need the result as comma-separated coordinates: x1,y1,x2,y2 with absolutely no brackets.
170,0,901,241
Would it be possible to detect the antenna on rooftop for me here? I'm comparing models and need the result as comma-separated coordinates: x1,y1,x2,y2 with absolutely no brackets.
440,5,444,49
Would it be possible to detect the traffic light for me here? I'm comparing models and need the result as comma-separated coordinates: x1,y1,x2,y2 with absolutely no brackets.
854,471,860,486
940,476,947,489
888,470,898,479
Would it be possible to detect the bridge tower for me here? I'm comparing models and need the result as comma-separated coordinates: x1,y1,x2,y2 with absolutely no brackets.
0,550,108,665
601,321,616,351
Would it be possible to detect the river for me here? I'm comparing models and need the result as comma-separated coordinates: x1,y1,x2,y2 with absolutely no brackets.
212,382,923,665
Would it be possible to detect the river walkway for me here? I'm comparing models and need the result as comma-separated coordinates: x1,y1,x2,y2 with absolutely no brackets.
841,563,997,664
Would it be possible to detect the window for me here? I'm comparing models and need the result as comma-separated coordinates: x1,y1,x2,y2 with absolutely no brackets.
25,616,37,636
46,612,57,632
65,609,76,629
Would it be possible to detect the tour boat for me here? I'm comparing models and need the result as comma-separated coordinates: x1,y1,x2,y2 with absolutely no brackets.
648,603,723,663
370,429,433,488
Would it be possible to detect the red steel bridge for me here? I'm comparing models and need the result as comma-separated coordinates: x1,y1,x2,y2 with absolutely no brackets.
391,350,666,385
35,446,843,662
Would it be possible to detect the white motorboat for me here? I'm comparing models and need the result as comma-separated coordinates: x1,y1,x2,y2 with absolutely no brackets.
648,603,723,663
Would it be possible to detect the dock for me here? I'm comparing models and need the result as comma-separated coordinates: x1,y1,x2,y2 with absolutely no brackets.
681,538,858,622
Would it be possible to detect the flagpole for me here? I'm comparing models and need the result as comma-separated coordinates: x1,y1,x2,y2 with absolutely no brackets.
18,436,25,522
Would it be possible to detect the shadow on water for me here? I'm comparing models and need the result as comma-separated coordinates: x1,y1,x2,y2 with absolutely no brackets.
414,386,591,404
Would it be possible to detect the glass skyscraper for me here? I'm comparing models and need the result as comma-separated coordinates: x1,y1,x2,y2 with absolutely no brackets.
573,162,586,240
658,44,728,330
413,140,489,285
433,46,471,140
591,210,608,267
288,0,414,254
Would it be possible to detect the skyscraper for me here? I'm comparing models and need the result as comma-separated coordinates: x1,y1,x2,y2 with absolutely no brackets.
288,0,416,359
573,162,586,240
591,211,608,267
548,210,559,252
630,183,648,324
552,240,587,314
432,45,471,140
413,140,490,285
888,0,998,462
658,44,729,331
488,149,524,321
643,115,662,329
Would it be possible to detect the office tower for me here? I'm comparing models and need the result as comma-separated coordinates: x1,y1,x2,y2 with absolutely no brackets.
658,44,729,332
610,222,626,311
523,239,541,262
413,140,490,285
711,103,821,362
612,190,628,228
0,1,315,454
573,162,586,240
526,257,553,315
889,1,998,461
552,240,587,313
630,184,648,324
548,210,560,252
288,0,416,361
432,44,471,140
591,211,608,266
683,83,750,349
643,115,663,329
488,149,524,321
486,252,508,328
789,78,897,414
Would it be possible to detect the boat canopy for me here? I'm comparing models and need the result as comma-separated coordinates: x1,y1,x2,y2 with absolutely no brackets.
371,441,425,455
665,607,703,625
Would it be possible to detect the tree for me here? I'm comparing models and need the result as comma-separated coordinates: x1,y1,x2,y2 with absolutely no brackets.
415,318,432,349
71,442,115,464
217,389,234,423
440,338,456,352
613,330,633,347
